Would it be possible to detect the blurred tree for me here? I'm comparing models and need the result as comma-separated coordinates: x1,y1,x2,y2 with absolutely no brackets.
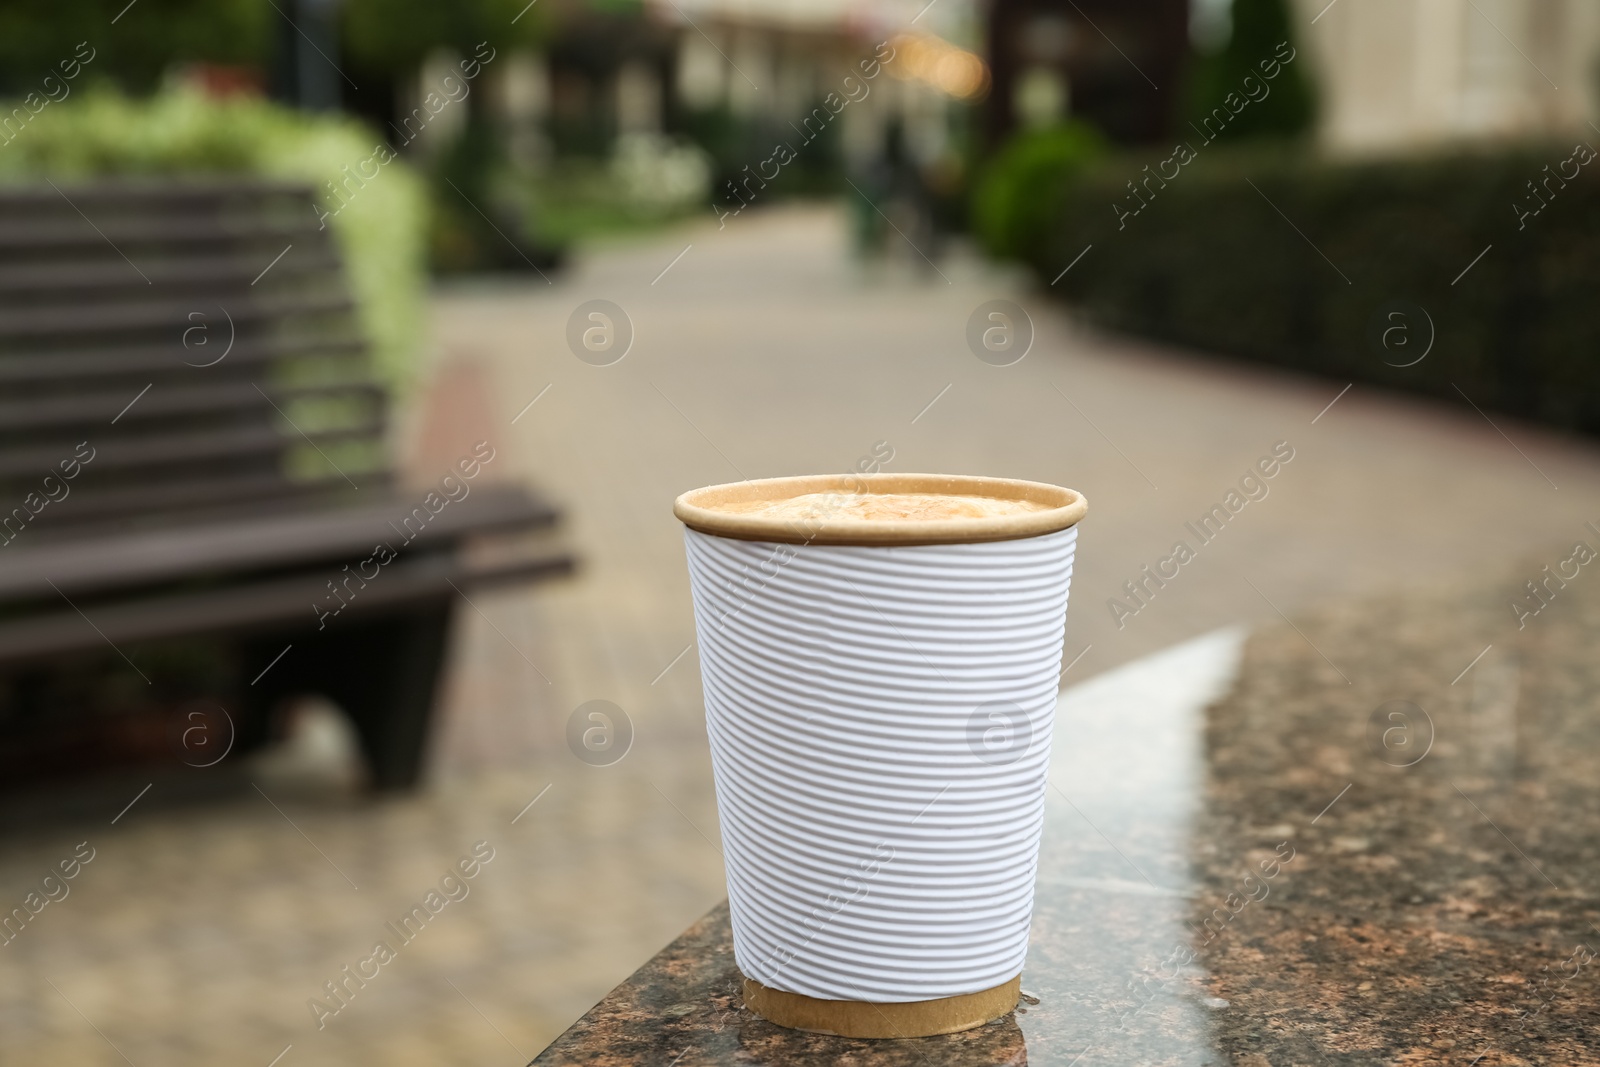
341,0,550,75
1183,0,1315,140
341,0,562,272
0,0,270,93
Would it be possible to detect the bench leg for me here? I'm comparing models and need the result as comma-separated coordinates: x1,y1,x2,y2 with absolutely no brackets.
360,601,453,791
302,600,455,791
236,600,455,791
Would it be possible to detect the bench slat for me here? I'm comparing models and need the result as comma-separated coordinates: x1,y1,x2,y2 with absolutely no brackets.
0,543,573,667
0,420,383,480
0,380,383,432
17,473,383,530
0,217,324,251
0,336,366,383
0,294,353,340
0,180,316,207
0,250,343,297
0,483,561,602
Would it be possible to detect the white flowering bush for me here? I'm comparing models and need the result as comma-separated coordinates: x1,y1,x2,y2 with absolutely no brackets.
609,132,711,213
523,132,711,246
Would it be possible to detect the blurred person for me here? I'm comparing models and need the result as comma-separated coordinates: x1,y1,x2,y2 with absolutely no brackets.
851,116,941,273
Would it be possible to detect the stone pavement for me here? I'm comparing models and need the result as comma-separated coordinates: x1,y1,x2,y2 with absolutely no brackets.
427,202,1600,774
6,203,1600,1067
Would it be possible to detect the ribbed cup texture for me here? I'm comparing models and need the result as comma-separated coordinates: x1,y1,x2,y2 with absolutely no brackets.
683,525,1077,1002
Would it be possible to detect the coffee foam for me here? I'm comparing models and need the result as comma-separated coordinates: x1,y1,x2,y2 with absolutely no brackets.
675,473,1087,547
711,491,1052,524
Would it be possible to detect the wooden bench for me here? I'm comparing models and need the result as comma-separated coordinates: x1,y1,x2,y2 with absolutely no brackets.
0,179,572,789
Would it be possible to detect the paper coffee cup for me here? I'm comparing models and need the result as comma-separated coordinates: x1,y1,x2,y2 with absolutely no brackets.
674,473,1086,1038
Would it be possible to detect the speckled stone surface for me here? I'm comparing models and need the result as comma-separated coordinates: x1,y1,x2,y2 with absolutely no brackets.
532,555,1600,1066
528,901,1027,1066
1182,561,1600,1067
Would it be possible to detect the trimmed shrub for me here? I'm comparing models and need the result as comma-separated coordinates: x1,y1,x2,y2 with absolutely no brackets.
1018,141,1600,434
972,121,1107,262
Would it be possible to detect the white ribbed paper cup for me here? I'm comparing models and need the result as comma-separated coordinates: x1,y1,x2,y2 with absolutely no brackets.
674,473,1086,1038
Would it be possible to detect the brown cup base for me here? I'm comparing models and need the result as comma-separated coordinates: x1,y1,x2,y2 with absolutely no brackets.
741,973,1021,1039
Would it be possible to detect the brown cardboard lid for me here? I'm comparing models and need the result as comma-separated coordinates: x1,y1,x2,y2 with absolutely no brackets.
673,473,1087,547
742,973,1021,1039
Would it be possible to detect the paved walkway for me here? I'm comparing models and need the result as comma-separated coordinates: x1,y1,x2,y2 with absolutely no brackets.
6,204,1600,1067
426,202,1600,775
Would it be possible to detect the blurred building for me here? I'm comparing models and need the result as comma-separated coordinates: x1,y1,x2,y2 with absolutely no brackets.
983,0,1190,146
542,8,675,156
482,0,990,182
1293,0,1600,153
649,0,988,170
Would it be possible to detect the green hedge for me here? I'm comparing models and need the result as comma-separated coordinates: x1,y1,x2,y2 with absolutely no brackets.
0,90,428,389
1008,142,1600,434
